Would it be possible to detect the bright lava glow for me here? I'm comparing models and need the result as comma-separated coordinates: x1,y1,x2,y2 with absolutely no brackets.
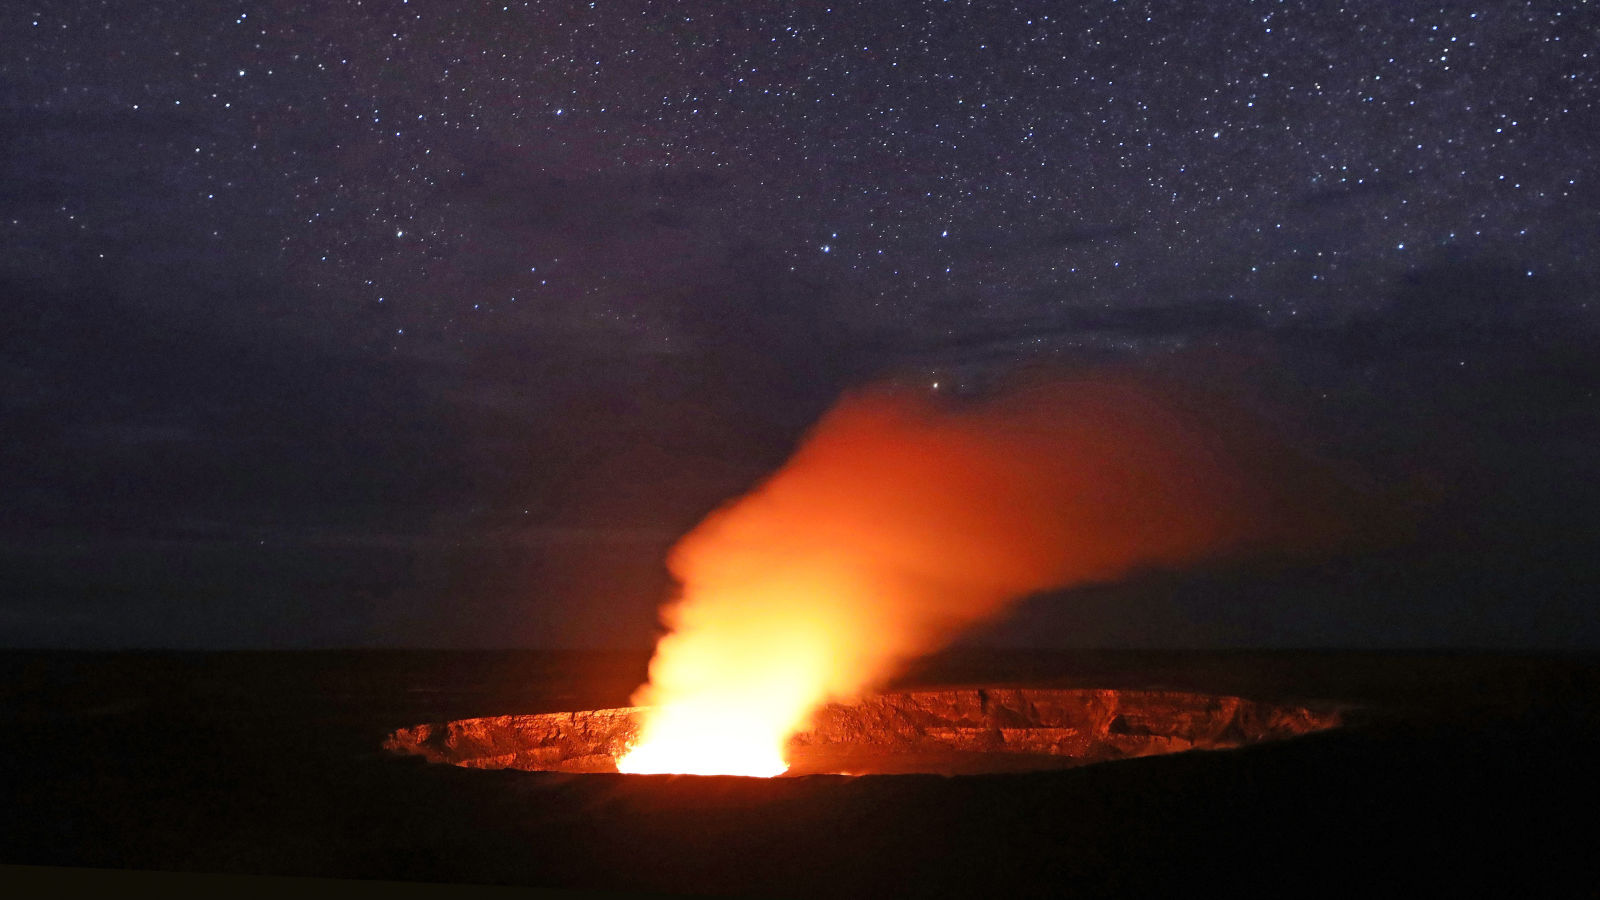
612,578,854,776
615,705,789,777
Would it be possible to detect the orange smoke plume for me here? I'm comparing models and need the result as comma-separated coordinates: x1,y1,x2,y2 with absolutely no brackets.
617,368,1357,776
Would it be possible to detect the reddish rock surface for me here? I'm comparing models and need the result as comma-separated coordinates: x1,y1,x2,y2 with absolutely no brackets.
383,688,1341,775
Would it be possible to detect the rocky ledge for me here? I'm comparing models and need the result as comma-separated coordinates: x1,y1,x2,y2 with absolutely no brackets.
383,688,1342,776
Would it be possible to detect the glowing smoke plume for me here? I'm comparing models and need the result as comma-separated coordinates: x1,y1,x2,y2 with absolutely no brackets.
616,369,1356,776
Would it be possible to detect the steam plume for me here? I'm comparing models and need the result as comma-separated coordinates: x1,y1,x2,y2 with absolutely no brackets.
618,368,1358,775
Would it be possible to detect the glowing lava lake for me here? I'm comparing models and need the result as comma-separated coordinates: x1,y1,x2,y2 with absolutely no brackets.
384,688,1341,777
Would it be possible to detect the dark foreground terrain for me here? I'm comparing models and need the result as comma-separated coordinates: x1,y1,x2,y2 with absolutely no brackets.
2,648,1597,896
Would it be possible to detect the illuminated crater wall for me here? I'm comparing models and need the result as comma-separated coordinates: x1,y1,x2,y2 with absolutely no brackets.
383,688,1342,776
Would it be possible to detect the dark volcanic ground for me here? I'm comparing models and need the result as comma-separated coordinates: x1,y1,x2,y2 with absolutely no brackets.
2,649,1597,897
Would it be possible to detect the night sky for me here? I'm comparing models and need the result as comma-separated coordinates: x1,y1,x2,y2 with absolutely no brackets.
4,1,1598,649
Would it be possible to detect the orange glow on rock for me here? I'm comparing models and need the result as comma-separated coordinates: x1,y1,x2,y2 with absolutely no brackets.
616,369,1357,777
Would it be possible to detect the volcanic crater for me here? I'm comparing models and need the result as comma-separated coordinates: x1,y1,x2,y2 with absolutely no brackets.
384,688,1342,776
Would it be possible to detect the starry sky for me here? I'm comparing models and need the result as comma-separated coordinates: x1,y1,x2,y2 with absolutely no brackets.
4,1,1598,648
